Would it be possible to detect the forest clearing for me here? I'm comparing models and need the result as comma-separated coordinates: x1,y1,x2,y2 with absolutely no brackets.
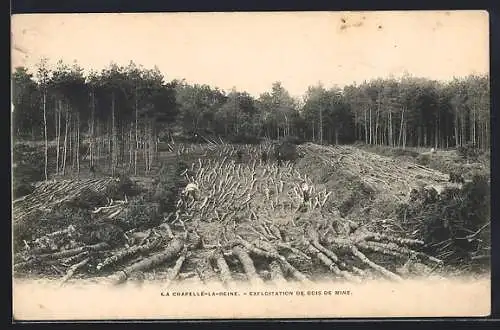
12,138,491,288
11,59,491,289
11,11,492,321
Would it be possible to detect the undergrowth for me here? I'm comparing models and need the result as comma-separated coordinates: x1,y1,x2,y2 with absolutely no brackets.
397,174,490,272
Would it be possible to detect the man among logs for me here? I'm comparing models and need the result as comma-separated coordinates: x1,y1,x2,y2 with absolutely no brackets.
182,182,200,203
294,180,312,213
301,180,311,203
261,151,268,163
236,150,244,163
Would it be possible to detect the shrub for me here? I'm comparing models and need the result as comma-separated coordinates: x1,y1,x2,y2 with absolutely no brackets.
65,188,109,209
12,144,45,198
416,154,431,166
75,222,127,247
398,174,490,270
12,182,34,199
151,159,191,214
449,171,465,184
112,197,161,231
105,175,142,200
457,143,482,161
273,140,298,163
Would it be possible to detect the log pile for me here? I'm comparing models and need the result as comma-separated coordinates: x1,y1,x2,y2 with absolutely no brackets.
13,177,120,224
296,143,450,202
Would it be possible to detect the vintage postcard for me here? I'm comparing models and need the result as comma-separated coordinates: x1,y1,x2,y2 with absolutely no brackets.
11,10,490,320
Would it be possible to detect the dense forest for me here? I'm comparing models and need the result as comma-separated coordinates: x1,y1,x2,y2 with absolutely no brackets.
12,59,490,178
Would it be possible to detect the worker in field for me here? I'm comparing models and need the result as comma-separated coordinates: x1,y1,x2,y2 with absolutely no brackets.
176,182,200,211
261,151,268,163
301,181,310,203
182,182,200,202
294,180,311,213
236,150,244,163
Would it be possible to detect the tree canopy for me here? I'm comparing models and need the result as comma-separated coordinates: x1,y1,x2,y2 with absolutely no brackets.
12,59,490,151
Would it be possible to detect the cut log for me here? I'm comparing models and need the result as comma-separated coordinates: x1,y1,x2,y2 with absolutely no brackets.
109,238,184,285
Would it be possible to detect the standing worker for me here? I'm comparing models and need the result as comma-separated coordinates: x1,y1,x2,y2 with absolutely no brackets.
261,151,268,163
301,180,310,203
236,150,243,163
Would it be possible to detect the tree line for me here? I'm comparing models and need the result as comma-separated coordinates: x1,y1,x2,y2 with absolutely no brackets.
12,59,490,178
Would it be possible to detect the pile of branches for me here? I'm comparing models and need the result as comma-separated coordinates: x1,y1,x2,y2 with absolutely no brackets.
12,158,194,285
397,174,490,271
13,177,122,250
12,176,144,254
14,143,466,287
149,147,445,285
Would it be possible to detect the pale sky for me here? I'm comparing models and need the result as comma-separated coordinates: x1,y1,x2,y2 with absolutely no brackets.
11,11,489,98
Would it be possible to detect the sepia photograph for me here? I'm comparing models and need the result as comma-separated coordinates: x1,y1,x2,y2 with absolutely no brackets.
11,10,490,320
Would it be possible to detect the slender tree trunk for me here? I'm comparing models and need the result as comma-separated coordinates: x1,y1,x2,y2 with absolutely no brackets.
129,124,133,171
312,122,315,142
149,119,155,172
485,117,489,150
76,112,80,175
353,111,358,141
364,107,368,144
144,121,149,174
70,115,74,170
155,132,158,158
62,106,69,175
369,106,372,145
461,111,466,146
69,115,78,173
97,123,101,167
388,109,393,147
43,92,48,180
402,122,407,149
472,104,476,146
435,109,439,149
319,106,323,145
235,98,239,136
56,101,61,174
111,92,117,177
483,120,487,150
90,90,95,167
276,121,279,140
134,87,139,175
375,100,380,146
